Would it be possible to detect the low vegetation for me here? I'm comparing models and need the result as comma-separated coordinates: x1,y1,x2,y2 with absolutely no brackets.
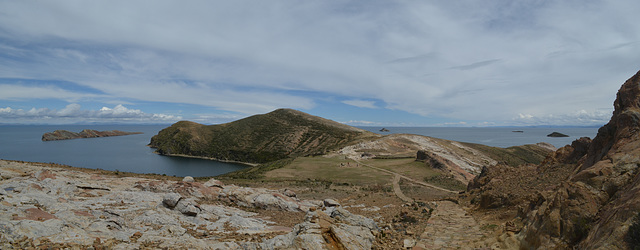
627,211,640,249
149,109,374,163
463,143,551,167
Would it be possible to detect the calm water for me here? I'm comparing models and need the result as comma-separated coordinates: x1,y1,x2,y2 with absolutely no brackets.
0,125,600,177
0,125,249,177
359,126,600,148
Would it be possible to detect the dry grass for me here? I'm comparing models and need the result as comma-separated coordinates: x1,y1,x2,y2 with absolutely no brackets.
264,156,390,186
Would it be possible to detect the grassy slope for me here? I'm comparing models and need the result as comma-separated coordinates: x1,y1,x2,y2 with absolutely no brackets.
463,143,551,167
149,109,374,163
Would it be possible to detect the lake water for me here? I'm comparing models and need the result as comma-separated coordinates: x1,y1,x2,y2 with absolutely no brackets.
0,125,249,177
0,125,600,177
358,126,599,148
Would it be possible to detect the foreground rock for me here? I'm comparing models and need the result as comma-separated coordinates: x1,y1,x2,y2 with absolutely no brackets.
42,129,142,141
0,160,378,249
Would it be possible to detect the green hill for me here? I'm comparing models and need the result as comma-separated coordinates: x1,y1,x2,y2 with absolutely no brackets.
149,109,374,163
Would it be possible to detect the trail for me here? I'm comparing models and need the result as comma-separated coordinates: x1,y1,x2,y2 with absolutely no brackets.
354,159,458,194
415,200,486,249
392,174,413,203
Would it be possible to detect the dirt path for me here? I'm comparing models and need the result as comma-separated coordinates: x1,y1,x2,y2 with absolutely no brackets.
354,159,457,194
392,173,414,203
415,200,486,249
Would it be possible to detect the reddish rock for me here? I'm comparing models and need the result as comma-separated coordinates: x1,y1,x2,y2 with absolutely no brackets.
13,208,57,221
468,69,640,249
35,169,56,181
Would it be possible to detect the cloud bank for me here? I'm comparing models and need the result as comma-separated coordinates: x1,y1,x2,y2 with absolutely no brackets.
0,104,181,124
0,1,637,126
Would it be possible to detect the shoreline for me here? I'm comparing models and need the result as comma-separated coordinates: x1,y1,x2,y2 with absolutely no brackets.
149,150,260,167
0,158,184,180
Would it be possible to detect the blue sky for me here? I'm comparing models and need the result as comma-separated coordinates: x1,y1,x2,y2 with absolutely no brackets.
0,1,639,126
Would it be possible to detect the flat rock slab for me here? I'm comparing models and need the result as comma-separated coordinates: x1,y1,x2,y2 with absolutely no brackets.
415,201,485,249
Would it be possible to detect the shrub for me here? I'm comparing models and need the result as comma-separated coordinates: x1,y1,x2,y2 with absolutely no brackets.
627,211,640,249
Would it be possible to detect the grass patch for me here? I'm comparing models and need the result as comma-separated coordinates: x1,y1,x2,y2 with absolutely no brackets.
218,158,294,180
481,224,499,231
462,143,551,167
423,175,467,191
263,156,390,186
627,211,640,249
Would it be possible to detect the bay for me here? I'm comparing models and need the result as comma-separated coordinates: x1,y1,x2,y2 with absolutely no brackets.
0,125,249,177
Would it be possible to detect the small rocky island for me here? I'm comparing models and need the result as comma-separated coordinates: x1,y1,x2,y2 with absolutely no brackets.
42,129,143,141
546,132,569,137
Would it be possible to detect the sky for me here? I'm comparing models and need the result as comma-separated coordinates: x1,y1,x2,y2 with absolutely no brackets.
0,1,639,126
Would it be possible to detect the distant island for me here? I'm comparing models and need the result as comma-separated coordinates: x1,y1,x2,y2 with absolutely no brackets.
546,132,569,137
379,128,390,132
42,129,143,141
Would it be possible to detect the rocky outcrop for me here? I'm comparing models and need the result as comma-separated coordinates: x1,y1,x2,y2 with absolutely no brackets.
149,109,375,164
338,134,551,184
547,132,569,137
42,129,142,141
246,207,378,249
417,149,475,183
0,160,379,249
518,69,640,249
467,69,640,249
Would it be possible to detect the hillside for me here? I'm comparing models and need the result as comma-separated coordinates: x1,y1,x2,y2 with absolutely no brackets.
149,108,376,163
466,69,640,249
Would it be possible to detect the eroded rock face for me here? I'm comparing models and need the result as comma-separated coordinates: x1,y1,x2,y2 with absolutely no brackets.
466,69,640,249
467,69,640,249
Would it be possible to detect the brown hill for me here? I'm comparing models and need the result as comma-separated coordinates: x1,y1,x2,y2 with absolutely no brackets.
149,108,375,163
466,69,640,249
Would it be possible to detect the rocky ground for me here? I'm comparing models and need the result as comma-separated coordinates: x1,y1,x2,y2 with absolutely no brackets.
0,158,518,249
0,160,382,249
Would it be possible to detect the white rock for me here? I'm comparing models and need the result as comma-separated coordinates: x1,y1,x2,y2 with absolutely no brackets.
283,189,296,197
323,198,340,207
330,223,375,249
404,238,417,248
330,207,379,231
162,193,182,208
175,199,200,216
204,178,224,188
182,176,195,182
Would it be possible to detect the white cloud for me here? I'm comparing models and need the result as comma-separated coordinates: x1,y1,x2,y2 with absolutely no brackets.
342,100,377,109
0,104,181,124
0,1,637,125
343,120,381,126
513,109,612,126
0,84,102,102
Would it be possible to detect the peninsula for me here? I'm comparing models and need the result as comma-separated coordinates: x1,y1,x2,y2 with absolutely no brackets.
42,129,143,141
